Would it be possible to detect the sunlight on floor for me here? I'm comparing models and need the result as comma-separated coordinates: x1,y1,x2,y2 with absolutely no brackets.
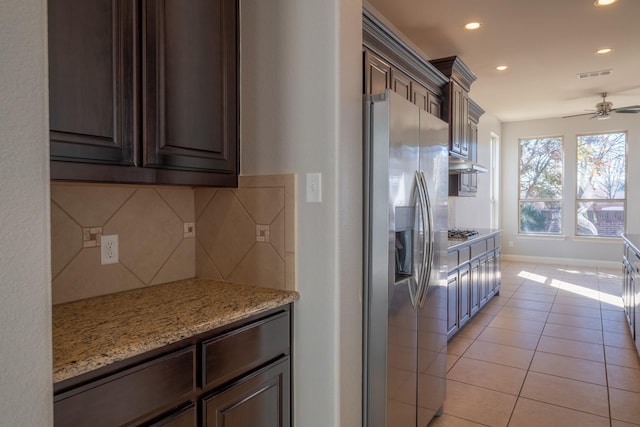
551,278,623,308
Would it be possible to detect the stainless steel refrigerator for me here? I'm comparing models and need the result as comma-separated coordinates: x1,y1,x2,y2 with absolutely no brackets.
363,90,448,427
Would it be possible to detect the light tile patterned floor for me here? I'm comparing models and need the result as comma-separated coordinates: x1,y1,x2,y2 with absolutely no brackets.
429,260,640,427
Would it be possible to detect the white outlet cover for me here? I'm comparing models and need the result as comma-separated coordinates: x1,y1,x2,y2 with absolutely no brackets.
101,235,119,265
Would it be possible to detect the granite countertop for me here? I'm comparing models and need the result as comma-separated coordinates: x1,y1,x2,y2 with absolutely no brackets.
53,278,299,384
448,228,501,250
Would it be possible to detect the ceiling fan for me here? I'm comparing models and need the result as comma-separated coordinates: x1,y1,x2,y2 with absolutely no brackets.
563,92,640,120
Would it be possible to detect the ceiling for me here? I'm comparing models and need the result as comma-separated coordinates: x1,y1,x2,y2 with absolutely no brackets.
365,0,640,123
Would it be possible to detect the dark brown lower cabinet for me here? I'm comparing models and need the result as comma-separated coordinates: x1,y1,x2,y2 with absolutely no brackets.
203,358,290,427
448,233,501,339
54,307,292,427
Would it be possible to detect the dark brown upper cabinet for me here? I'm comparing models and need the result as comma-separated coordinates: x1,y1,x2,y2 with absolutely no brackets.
430,56,477,161
48,0,238,187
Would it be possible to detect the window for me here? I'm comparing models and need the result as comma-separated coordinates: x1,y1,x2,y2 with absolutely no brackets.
576,132,626,237
518,137,563,234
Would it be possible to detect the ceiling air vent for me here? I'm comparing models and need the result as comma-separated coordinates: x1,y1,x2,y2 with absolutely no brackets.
577,69,613,79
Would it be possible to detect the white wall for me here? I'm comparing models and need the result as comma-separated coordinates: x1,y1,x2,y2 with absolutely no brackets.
451,112,503,229
501,114,640,264
240,0,362,425
0,0,53,424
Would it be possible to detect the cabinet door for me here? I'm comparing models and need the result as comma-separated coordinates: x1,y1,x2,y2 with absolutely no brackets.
390,68,412,101
449,83,462,155
428,93,442,118
49,0,137,166
143,0,238,176
470,260,480,316
447,271,459,337
363,50,391,95
151,404,197,427
412,81,429,112
460,92,469,158
486,251,496,299
479,255,488,307
458,265,470,328
448,82,469,159
203,357,290,427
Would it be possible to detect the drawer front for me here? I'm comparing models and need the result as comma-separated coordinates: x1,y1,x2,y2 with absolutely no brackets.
447,250,458,272
54,346,196,427
470,241,486,259
458,246,470,264
202,311,290,390
487,237,496,250
151,404,197,427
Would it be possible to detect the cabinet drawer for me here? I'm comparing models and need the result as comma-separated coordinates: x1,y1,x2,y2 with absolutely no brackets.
458,246,470,264
470,241,486,259
54,346,196,427
487,237,496,250
447,250,458,272
202,311,290,390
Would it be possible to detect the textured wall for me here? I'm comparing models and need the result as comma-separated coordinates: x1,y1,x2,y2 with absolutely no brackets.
0,0,53,424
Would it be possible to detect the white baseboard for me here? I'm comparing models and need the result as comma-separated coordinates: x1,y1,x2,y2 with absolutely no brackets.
502,254,621,270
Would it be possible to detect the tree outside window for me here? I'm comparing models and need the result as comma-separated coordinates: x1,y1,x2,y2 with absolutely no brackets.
519,137,563,234
576,132,626,237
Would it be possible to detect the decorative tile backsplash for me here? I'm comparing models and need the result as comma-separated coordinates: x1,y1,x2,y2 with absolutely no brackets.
50,175,296,304
195,174,296,291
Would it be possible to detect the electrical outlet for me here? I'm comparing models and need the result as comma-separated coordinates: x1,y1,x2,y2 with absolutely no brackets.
508,240,514,248
101,235,119,265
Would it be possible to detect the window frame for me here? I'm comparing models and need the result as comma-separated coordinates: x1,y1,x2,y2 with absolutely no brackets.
517,135,564,236
574,130,627,238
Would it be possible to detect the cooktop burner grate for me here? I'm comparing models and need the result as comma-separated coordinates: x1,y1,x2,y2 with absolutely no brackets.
448,229,479,240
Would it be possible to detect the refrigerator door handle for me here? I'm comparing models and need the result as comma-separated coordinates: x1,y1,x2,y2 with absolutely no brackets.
417,172,434,307
414,171,430,307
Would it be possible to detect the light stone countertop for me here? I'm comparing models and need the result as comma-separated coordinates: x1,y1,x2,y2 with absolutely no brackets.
53,278,299,384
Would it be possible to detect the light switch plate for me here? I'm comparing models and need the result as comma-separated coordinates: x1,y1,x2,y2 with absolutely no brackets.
306,173,322,203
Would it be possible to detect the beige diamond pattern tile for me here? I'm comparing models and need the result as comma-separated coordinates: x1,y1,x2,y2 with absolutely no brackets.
52,248,144,304
195,240,223,281
270,209,286,259
104,189,184,284
229,243,285,289
194,187,217,219
51,183,134,226
150,239,195,285
156,187,195,222
51,201,82,279
234,187,284,224
197,191,256,278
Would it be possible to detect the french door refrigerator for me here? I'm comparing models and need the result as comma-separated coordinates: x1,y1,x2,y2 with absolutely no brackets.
363,90,448,427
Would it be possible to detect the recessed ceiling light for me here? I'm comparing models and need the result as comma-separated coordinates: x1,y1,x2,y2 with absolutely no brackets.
496,65,508,71
464,22,482,30
594,0,616,6
595,48,614,55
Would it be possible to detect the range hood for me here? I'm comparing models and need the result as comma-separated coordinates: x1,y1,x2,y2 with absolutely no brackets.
448,158,488,174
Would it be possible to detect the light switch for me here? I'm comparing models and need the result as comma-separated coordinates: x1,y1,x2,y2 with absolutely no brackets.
306,173,322,203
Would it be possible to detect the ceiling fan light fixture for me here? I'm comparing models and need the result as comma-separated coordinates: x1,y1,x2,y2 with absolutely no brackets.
496,65,508,71
595,48,614,55
464,22,482,30
594,0,616,6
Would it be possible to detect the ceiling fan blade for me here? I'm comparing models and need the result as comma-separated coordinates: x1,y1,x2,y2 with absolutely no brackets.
562,112,594,118
613,105,640,113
